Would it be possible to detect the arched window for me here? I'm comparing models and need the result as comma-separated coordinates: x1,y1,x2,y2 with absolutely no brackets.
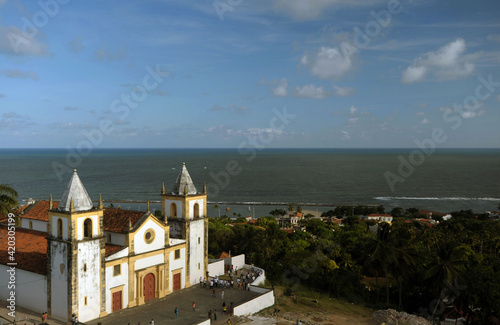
170,203,177,218
84,218,92,238
194,203,200,218
57,219,63,239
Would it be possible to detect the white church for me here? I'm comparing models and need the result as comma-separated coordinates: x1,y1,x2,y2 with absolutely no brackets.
0,163,208,323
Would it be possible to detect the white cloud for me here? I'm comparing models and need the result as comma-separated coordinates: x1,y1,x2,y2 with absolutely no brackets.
350,105,358,115
402,65,427,83
0,25,49,57
421,118,430,124
294,84,331,99
272,78,288,97
340,130,350,140
415,111,425,116
209,104,248,115
69,37,85,53
3,69,38,81
302,46,355,80
487,34,500,43
401,38,478,83
272,0,376,20
95,47,126,61
333,85,355,96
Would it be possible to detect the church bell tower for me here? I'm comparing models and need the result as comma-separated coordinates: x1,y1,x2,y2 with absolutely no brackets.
47,170,106,322
161,163,208,286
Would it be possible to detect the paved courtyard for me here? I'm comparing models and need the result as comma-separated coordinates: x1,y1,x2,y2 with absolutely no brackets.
85,285,263,325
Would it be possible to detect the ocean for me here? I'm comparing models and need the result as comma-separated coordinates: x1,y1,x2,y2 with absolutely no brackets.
1,148,499,217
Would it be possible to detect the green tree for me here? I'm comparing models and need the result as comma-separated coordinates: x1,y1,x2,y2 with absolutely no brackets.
0,184,18,215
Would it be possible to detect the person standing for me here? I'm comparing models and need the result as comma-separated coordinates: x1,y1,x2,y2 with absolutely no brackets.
192,301,196,311
221,289,225,300
208,309,212,322
150,318,154,325
174,307,179,319
214,309,217,321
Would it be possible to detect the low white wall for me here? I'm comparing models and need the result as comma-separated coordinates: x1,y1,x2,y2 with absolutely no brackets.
0,265,47,315
244,264,266,286
248,285,270,294
195,319,211,325
233,289,275,317
208,260,225,277
223,254,245,270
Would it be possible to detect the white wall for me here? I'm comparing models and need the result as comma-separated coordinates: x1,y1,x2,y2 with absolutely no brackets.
233,289,275,317
169,247,186,292
208,260,225,277
21,218,48,233
0,265,47,315
135,254,164,271
244,264,266,286
188,199,205,219
76,214,99,240
105,232,126,246
78,241,101,323
50,241,69,321
51,216,69,240
134,219,165,255
164,199,182,218
189,219,205,285
195,320,211,325
105,262,129,313
224,254,245,270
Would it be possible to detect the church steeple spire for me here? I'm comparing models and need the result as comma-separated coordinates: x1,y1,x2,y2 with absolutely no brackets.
59,169,93,212
172,163,197,195
49,194,53,210
98,194,103,210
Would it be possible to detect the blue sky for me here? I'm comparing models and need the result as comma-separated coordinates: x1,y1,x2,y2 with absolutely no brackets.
1,0,499,148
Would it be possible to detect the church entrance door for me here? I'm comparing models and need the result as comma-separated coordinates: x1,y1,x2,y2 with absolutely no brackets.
144,273,155,301
173,272,181,292
112,290,122,312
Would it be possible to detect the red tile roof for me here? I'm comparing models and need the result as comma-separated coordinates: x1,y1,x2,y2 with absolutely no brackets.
20,200,59,221
0,226,47,275
105,244,125,257
418,209,446,216
214,251,230,259
103,208,146,233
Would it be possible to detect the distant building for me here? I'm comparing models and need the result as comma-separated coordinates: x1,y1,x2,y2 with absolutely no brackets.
418,209,452,221
277,212,303,228
0,164,208,323
366,214,393,223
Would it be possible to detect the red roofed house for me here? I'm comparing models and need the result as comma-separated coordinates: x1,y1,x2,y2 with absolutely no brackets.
0,164,208,323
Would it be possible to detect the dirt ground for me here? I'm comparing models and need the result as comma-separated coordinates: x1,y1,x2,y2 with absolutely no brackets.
249,287,376,325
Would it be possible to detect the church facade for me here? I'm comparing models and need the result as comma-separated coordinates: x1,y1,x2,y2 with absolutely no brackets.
0,164,208,323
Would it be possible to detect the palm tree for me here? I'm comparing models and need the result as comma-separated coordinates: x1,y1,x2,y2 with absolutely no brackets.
424,243,471,318
0,184,18,215
287,203,294,214
369,223,398,305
